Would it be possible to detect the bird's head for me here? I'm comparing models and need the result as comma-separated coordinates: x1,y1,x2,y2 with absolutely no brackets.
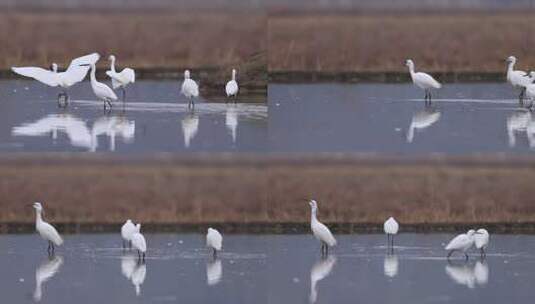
308,199,318,210
506,56,516,64
108,55,116,61
32,202,43,212
184,70,191,79
405,59,414,68
135,223,141,232
467,229,476,236
476,228,488,235
50,63,58,73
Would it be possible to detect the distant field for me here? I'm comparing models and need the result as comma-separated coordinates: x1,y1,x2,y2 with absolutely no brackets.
268,12,535,73
0,11,266,86
1,156,535,227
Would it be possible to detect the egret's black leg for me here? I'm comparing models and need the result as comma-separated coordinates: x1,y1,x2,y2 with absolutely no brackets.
213,248,217,259
129,240,132,249
465,253,469,261
234,94,237,104
447,250,454,259
391,235,394,248
142,253,145,263
122,88,126,102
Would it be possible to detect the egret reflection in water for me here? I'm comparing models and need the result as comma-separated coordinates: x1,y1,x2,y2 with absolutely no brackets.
506,110,530,147
383,254,399,278
34,255,63,302
206,258,223,286
11,114,135,151
120,254,137,280
131,262,147,296
225,105,238,143
445,260,489,289
406,106,441,143
181,111,199,148
309,255,336,304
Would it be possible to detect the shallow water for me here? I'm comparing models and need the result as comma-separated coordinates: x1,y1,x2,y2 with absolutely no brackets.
0,233,534,303
269,83,535,154
0,80,267,153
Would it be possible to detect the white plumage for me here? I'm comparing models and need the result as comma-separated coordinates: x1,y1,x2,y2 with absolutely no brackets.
309,200,336,256
384,217,399,248
383,254,399,278
207,227,223,257
507,56,534,105
181,70,199,108
309,255,336,304
474,228,489,257
181,112,199,148
121,219,137,249
106,55,135,101
206,259,223,286
445,229,476,260
405,59,441,104
225,69,239,103
85,62,118,110
225,106,238,143
131,224,147,262
12,53,100,107
34,255,63,302
131,262,146,296
33,202,63,255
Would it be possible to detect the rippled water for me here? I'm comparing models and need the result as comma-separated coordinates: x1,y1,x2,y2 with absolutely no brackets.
0,233,533,304
0,80,267,153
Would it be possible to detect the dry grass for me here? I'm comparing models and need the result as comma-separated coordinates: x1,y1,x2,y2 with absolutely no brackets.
1,156,535,225
0,11,266,71
268,12,535,72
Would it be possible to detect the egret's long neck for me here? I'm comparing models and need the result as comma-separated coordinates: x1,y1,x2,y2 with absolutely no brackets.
90,65,97,86
35,210,43,225
110,58,116,73
232,71,236,81
408,64,416,79
311,208,318,223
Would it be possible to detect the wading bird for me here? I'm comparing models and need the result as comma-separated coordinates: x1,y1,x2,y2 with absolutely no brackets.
12,53,99,107
506,56,534,106
308,200,337,256
121,219,137,249
131,224,147,262
445,229,479,260
106,55,135,101
181,70,199,109
225,69,239,103
474,228,489,258
206,227,223,258
405,59,441,104
384,217,399,248
33,202,63,256
82,63,118,110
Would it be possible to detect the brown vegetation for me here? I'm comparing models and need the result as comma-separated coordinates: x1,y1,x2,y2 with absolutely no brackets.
1,156,535,226
268,12,535,72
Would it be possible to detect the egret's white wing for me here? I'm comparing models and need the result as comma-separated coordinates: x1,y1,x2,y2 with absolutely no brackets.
40,222,63,246
67,53,100,69
312,221,337,247
415,72,442,89
11,67,60,87
445,234,470,251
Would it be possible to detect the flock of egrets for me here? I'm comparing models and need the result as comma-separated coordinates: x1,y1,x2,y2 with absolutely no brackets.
33,200,489,264
11,53,239,110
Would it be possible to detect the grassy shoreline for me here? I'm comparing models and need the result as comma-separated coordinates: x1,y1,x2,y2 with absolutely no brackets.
1,154,535,231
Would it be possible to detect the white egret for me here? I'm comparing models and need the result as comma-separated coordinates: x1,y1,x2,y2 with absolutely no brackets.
121,219,137,249
225,69,239,103
181,112,199,148
34,256,63,302
181,70,199,109
309,256,336,304
308,200,336,256
225,106,238,143
12,53,99,107
33,202,63,255
474,228,489,258
106,55,135,101
206,259,223,286
506,56,533,105
383,254,399,278
383,217,399,248
82,63,118,110
206,227,223,258
131,224,147,262
406,108,441,143
405,59,441,104
445,229,479,260
131,262,146,296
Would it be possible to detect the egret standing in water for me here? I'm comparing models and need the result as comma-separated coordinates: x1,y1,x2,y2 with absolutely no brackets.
206,227,223,258
81,63,118,110
106,55,135,102
474,228,489,258
181,70,199,109
121,219,137,249
405,59,442,105
225,69,239,103
308,200,337,256
506,56,533,105
33,202,63,256
445,229,479,260
383,217,399,248
12,53,100,107
131,224,147,262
